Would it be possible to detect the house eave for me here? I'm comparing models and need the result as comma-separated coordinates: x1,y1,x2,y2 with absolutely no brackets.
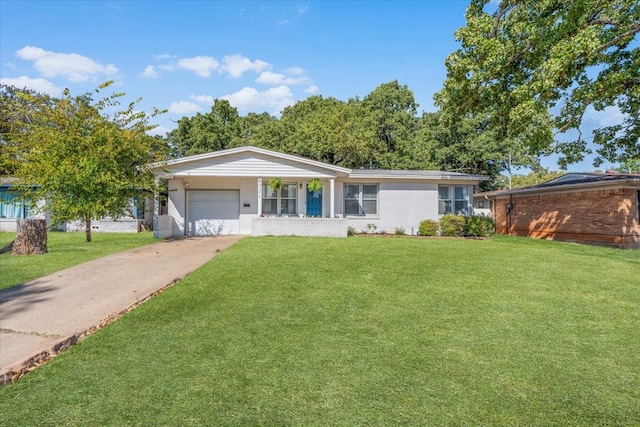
478,177,640,198
347,171,487,181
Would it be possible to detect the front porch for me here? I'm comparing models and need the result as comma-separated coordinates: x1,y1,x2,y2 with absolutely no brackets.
252,217,348,237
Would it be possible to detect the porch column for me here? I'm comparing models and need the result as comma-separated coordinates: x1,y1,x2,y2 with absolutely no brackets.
153,177,160,238
329,178,335,218
257,178,262,216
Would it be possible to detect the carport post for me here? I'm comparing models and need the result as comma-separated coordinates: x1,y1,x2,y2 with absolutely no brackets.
330,178,335,218
153,177,160,238
257,178,262,216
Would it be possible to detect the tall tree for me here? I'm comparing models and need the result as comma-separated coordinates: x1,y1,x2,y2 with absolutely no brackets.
167,99,242,157
436,0,639,168
237,112,278,146
360,80,419,168
258,95,377,168
6,82,166,242
415,111,540,190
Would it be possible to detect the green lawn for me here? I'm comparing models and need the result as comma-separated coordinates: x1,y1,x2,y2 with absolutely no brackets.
0,231,157,290
1,235,638,425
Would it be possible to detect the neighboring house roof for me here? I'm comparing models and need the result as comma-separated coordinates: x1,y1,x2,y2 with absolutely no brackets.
478,173,640,198
153,146,488,182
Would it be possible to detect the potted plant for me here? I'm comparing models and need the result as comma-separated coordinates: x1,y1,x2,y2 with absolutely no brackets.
307,178,323,192
269,178,283,191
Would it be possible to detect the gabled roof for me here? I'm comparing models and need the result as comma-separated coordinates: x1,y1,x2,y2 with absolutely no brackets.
153,146,487,182
152,146,352,175
478,173,640,197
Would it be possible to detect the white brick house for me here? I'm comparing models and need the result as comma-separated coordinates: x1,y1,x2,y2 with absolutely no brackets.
151,146,486,238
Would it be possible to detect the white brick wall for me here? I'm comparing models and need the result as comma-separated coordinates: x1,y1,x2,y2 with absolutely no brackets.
0,219,17,232
252,217,348,237
62,219,141,233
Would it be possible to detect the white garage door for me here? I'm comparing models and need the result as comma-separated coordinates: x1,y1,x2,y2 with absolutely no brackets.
187,190,240,235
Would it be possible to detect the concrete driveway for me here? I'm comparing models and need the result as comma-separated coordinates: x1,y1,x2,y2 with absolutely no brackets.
0,235,243,384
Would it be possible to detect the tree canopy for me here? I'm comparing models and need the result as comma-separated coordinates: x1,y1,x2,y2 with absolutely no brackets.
1,82,167,241
160,80,540,189
167,99,242,157
436,0,639,168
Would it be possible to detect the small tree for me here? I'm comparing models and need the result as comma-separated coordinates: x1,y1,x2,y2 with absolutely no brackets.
464,215,495,238
418,219,439,236
6,82,166,242
439,215,466,237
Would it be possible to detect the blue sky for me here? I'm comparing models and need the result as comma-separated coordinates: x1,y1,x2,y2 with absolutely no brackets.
0,0,620,172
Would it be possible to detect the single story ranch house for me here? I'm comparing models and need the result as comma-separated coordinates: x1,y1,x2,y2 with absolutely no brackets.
151,146,486,238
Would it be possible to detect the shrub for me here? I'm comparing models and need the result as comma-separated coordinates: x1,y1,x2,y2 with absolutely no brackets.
439,214,465,237
418,219,439,236
347,226,356,237
394,227,406,235
464,215,494,237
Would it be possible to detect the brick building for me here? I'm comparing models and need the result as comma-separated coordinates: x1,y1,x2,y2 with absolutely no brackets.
477,173,640,249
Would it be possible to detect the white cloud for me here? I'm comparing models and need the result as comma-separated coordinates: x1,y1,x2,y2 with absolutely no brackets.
584,105,625,127
190,94,215,105
285,67,306,76
221,54,270,78
0,76,62,96
256,70,311,85
153,53,174,60
168,101,202,115
16,45,118,83
147,125,171,137
304,85,319,94
177,56,219,77
221,85,294,114
141,65,158,78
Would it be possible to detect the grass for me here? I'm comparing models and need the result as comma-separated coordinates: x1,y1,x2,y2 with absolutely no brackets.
1,235,638,425
0,231,157,290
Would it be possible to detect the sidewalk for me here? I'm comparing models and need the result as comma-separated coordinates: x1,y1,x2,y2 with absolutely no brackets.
0,235,243,384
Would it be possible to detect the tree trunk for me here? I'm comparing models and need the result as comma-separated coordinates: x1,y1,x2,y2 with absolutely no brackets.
85,217,92,242
12,219,48,256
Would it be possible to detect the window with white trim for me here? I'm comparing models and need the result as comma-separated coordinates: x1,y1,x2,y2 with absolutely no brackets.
262,183,297,215
438,185,471,215
344,184,378,216
0,188,29,219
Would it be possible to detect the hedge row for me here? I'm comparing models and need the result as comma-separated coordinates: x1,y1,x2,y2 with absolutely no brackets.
419,215,494,238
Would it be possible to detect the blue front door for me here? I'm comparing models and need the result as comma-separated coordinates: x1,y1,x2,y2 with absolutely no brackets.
306,188,322,217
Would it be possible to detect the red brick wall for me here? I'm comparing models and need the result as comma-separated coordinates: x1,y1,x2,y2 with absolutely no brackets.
493,188,640,249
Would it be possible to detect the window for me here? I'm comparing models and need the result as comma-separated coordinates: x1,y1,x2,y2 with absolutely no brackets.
344,184,378,216
132,197,145,219
438,185,471,215
262,183,297,215
0,188,29,219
